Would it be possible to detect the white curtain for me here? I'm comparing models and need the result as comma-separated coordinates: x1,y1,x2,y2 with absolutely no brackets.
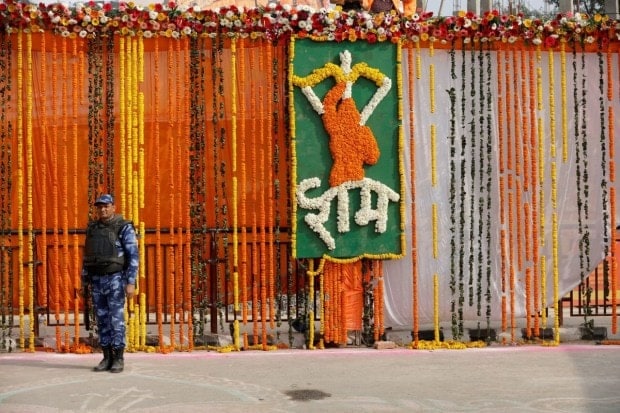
384,47,618,328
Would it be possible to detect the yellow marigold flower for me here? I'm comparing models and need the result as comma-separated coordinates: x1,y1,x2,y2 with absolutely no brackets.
594,14,602,22
523,19,532,28
421,32,429,41
457,10,466,17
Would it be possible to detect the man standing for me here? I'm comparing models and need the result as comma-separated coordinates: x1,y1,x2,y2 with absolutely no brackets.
82,194,139,373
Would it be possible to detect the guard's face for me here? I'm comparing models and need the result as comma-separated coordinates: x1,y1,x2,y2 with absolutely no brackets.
95,203,115,222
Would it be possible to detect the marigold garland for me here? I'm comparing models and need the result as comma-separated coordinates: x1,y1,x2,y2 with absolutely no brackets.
153,36,164,350
239,37,249,331
25,31,35,351
182,36,193,347
61,36,70,352
406,44,420,345
71,37,80,351
167,38,177,350
560,43,568,163
308,259,315,350
266,42,276,331
258,40,268,350
50,36,61,351
15,29,24,349
39,33,48,327
230,37,240,348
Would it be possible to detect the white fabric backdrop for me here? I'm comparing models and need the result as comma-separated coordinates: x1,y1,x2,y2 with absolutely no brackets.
384,47,619,328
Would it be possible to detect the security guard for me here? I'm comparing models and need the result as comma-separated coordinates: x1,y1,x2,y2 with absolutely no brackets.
82,194,139,373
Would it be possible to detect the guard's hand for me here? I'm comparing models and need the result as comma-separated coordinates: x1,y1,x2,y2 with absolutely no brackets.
125,283,136,300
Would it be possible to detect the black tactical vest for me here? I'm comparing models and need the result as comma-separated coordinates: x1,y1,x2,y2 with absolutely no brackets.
83,216,132,275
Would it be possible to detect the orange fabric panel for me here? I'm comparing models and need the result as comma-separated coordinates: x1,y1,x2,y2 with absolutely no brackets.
342,260,363,331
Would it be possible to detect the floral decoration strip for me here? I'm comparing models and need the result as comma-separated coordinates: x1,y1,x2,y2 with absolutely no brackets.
1,0,619,47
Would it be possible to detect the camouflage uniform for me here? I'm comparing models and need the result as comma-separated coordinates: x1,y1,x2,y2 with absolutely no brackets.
82,210,139,371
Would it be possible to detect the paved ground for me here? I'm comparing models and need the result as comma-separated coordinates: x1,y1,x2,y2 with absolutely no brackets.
1,343,620,413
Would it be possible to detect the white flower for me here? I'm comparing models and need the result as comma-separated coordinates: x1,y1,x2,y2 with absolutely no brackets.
301,86,324,114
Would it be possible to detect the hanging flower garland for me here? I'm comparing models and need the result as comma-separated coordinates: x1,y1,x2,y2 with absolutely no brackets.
527,46,541,336
152,36,164,350
406,43,420,345
25,30,35,352
104,35,115,193
258,38,268,350
0,1,615,47
37,33,48,329
49,36,61,351
230,37,240,349
15,29,24,349
167,38,177,351
60,35,71,352
467,43,477,309
237,37,249,340
446,43,457,341
266,42,276,331
597,46,610,272
70,37,81,352
0,31,12,334
608,49,617,334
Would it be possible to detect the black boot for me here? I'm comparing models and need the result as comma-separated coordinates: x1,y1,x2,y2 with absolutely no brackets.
110,347,124,373
93,346,112,372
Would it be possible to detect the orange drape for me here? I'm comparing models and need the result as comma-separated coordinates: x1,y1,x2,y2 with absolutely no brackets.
3,33,290,312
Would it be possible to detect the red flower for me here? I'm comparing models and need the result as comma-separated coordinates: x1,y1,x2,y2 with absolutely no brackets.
544,36,557,48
